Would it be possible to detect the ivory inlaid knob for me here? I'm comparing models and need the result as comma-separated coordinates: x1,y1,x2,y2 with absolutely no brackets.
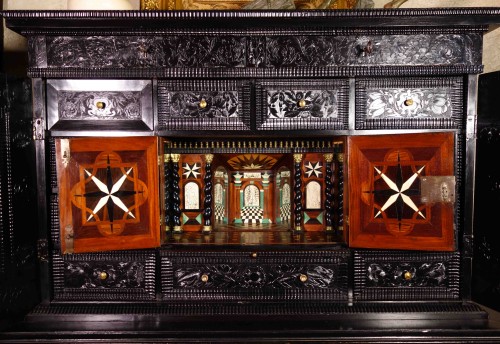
199,99,208,109
99,271,108,280
299,274,308,283
201,274,209,282
298,99,306,108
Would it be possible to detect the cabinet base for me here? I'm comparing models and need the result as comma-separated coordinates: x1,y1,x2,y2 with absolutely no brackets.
2,302,498,343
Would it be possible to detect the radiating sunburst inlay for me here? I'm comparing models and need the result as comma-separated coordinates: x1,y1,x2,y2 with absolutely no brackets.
227,154,278,170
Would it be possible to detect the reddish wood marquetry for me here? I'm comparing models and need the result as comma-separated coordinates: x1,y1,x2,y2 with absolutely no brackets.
348,133,455,251
56,137,161,253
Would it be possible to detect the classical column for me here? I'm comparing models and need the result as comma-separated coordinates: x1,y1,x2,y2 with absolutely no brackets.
324,153,334,232
336,152,344,234
164,153,172,232
171,153,182,233
293,153,303,232
203,154,214,233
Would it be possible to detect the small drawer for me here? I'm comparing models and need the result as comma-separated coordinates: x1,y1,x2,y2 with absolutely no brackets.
354,250,460,301
52,250,156,301
161,250,349,301
47,79,153,134
157,79,250,131
356,77,463,130
256,79,349,130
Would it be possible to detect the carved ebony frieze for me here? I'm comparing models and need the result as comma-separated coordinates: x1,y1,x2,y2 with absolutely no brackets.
34,33,482,70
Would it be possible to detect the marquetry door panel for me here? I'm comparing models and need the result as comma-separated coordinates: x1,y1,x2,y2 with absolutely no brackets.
348,132,455,251
55,137,161,253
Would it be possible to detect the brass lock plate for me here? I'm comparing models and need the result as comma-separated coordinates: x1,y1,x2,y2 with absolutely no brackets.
420,176,455,204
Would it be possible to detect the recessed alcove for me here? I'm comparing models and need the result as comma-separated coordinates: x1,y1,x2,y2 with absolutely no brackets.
164,138,345,245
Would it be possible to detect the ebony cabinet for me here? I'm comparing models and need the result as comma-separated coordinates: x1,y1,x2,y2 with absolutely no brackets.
1,9,500,343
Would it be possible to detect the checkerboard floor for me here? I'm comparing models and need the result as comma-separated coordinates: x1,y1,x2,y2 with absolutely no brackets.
240,206,264,224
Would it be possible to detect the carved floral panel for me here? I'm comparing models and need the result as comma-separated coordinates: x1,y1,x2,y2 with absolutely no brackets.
174,264,340,289
168,91,239,118
354,251,460,300
366,261,448,287
45,36,246,68
64,261,145,289
58,91,142,120
356,77,463,129
257,80,348,130
267,89,339,119
47,80,153,131
366,88,452,119
157,80,249,131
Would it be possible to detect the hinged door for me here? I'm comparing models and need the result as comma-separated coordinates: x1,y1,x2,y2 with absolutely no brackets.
348,132,455,251
55,137,161,253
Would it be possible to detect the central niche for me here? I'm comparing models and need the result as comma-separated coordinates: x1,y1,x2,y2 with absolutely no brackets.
209,152,293,230
166,139,343,236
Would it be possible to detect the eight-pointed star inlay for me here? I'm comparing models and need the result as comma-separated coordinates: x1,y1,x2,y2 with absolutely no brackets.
369,152,425,223
78,156,138,232
182,162,201,179
305,161,323,178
